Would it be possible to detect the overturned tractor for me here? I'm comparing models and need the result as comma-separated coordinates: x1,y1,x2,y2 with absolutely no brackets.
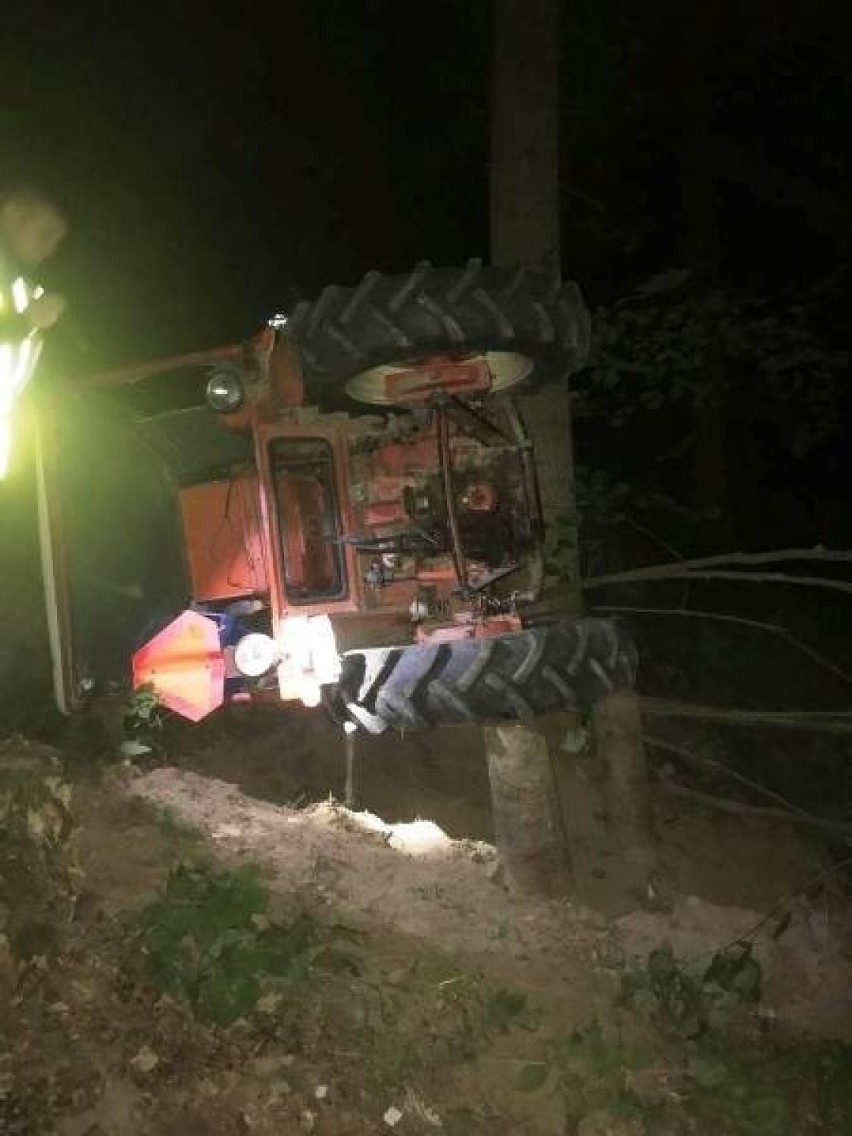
50,262,636,731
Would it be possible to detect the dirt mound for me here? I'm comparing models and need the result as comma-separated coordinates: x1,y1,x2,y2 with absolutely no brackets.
126,767,610,968
128,766,852,1039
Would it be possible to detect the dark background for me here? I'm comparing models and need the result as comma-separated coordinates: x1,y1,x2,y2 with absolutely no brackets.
2,1,848,369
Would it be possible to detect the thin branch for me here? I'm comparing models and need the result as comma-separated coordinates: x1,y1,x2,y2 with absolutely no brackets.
565,185,608,213
719,855,852,954
646,735,812,818
584,546,852,589
585,566,852,598
656,781,852,843
647,548,852,571
641,698,852,735
591,605,852,687
618,514,686,563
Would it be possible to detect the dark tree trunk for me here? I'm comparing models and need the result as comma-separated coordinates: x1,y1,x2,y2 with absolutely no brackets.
593,692,654,870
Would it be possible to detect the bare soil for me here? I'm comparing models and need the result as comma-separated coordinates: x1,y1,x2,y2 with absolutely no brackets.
2,715,851,1134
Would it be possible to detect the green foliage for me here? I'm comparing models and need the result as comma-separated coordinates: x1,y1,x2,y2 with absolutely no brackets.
125,683,165,732
513,945,852,1134
551,271,848,576
516,1022,648,1130
685,1033,852,1136
0,750,77,959
434,979,538,1063
516,1000,852,1136
156,805,203,849
129,861,360,1025
619,940,761,1039
614,944,851,1135
352,958,538,1095
686,1042,791,1135
481,986,536,1035
579,271,847,459
546,466,713,578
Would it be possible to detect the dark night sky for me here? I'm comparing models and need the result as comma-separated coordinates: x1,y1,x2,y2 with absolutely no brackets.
2,2,491,368
2,0,850,370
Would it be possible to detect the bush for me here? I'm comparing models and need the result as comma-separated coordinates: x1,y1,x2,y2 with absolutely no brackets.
0,742,77,960
129,860,360,1025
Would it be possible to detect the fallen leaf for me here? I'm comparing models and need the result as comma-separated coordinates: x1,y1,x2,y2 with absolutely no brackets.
130,1045,159,1074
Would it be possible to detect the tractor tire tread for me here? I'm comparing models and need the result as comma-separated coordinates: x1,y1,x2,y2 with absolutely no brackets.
286,262,591,411
327,617,636,733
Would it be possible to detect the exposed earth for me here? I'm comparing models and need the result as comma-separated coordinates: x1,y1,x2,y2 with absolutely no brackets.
2,712,851,1135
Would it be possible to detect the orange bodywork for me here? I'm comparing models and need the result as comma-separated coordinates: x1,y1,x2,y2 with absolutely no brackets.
179,478,268,601
87,335,537,720
254,421,362,621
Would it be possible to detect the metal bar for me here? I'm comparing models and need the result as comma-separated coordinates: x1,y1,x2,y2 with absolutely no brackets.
435,402,468,589
448,396,512,445
34,413,77,713
505,398,544,542
86,344,244,389
344,726,360,808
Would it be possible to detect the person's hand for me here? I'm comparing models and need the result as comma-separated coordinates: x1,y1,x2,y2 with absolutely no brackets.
26,293,68,330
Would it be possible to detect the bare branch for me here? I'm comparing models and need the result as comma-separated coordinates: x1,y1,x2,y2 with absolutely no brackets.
618,514,686,562
625,547,852,571
583,546,852,592
591,605,852,687
657,780,852,844
719,854,852,954
585,566,852,598
646,735,812,817
641,698,852,735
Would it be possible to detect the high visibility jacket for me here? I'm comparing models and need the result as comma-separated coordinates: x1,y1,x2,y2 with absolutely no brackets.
0,257,44,476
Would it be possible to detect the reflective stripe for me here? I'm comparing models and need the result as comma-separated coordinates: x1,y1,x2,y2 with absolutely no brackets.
0,275,45,477
12,276,29,313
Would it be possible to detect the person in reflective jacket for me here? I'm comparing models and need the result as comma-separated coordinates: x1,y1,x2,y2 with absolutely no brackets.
0,185,68,475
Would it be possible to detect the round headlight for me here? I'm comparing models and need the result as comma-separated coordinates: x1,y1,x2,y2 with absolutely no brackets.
234,633,277,678
206,367,245,413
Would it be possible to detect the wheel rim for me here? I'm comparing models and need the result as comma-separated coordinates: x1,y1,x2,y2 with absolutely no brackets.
344,350,535,406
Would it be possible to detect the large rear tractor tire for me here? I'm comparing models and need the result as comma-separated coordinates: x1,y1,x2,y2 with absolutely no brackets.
286,260,591,411
326,617,637,734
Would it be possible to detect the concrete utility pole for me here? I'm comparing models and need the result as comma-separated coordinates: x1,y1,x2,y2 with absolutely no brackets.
490,0,579,600
486,0,575,895
487,0,653,896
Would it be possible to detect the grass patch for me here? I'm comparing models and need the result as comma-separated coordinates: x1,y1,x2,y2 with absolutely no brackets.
128,860,360,1025
517,941,852,1134
517,1021,650,1129
619,940,762,1039
118,851,852,1133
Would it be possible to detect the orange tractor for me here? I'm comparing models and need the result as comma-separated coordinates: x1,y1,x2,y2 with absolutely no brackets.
50,262,636,732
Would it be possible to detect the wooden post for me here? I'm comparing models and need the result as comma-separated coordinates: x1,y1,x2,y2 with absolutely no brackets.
593,692,654,870
484,724,574,896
